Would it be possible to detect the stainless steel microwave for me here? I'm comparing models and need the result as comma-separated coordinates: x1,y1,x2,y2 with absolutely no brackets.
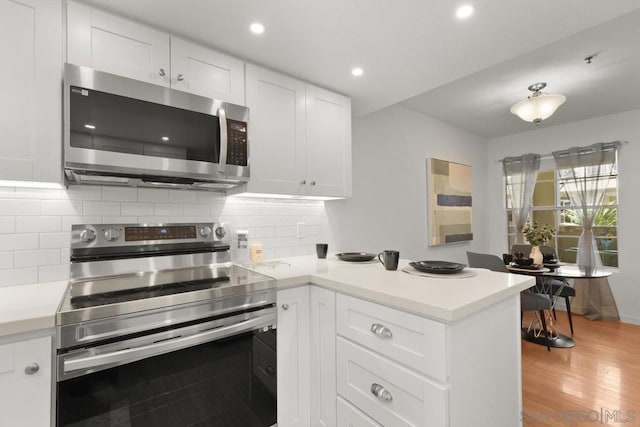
63,63,249,190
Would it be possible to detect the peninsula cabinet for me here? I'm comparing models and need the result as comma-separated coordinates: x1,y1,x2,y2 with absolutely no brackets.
238,64,352,198
0,0,62,183
66,1,245,104
277,285,523,427
0,335,52,427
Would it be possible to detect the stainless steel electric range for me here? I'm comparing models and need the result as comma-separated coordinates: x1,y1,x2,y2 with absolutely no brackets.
55,222,277,427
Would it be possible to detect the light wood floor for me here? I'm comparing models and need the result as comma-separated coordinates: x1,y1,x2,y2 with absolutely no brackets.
522,311,640,426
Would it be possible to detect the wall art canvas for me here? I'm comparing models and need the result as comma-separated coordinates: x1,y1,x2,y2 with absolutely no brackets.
427,158,473,246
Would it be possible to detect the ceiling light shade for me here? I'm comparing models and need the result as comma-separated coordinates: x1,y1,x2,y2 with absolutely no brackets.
510,82,566,123
456,4,474,19
249,22,265,35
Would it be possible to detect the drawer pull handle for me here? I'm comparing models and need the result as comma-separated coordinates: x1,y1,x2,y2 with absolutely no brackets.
370,323,393,339
371,383,393,402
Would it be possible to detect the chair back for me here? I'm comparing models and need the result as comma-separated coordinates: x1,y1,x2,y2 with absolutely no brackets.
540,245,557,257
511,244,532,255
466,252,509,273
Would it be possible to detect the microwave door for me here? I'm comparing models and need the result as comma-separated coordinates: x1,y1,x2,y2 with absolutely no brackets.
217,107,228,178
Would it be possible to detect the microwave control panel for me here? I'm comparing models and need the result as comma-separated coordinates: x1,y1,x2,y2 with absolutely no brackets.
227,119,248,166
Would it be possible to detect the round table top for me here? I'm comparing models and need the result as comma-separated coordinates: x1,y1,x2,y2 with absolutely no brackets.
508,264,612,279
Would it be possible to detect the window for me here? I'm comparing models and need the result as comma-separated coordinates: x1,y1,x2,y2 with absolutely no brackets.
506,165,619,267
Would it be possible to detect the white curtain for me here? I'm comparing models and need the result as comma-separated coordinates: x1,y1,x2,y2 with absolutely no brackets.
552,141,621,320
503,154,541,244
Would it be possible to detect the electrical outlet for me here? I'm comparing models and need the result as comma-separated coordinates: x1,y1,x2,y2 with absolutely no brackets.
296,222,305,238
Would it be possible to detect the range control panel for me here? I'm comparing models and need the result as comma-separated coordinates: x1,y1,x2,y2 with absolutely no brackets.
71,222,230,248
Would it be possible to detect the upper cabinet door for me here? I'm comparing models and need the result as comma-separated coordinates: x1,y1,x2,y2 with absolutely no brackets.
66,1,170,87
306,85,352,197
0,0,62,183
244,64,306,195
170,37,245,105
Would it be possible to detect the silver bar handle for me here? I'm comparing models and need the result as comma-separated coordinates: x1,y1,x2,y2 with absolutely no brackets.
64,315,269,374
371,383,393,402
370,323,393,339
217,107,228,175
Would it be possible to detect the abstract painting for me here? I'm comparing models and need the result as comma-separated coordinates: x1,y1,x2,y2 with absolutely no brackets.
427,158,473,246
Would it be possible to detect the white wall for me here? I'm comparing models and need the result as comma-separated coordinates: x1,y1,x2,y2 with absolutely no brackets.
325,104,489,264
0,185,329,287
487,108,640,324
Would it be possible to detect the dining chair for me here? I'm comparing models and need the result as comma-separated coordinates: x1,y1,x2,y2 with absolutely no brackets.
466,251,552,350
510,244,576,335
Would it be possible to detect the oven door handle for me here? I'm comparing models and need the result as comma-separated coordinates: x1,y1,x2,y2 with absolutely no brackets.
62,313,273,376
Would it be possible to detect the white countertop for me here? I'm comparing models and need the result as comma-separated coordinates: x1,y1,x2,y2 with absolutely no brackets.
0,254,535,337
246,255,536,322
0,280,68,338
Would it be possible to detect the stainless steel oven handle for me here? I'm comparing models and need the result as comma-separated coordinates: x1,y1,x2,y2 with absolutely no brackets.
63,314,272,374
217,107,228,175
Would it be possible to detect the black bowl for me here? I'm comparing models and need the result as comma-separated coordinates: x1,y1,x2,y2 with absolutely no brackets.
336,252,377,262
513,257,534,266
409,260,466,274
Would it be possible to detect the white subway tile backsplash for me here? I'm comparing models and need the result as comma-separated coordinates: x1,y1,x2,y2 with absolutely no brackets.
0,234,39,251
169,190,197,203
137,188,169,203
0,252,14,269
41,199,83,216
0,199,40,216
14,249,61,268
16,216,62,232
0,184,329,286
66,185,102,200
84,201,120,216
121,202,154,216
0,267,38,287
38,264,70,282
40,232,71,249
102,187,138,202
0,217,16,233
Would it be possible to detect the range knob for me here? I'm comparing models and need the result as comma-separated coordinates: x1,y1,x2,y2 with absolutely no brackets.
80,228,96,243
199,226,213,237
104,229,121,242
215,226,227,239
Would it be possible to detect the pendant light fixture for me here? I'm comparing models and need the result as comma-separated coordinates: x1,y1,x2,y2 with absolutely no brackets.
510,82,566,123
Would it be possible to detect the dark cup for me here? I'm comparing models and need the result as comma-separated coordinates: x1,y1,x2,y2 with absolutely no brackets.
502,253,513,265
378,250,399,271
316,243,328,259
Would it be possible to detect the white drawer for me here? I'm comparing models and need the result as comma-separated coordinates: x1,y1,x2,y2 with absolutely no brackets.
337,396,382,427
336,294,447,382
337,337,448,427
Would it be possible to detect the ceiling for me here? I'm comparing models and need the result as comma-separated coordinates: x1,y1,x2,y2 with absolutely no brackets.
86,0,640,134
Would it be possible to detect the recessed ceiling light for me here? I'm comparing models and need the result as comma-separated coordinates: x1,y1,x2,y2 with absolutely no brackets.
250,22,265,35
161,136,170,142
456,4,474,19
84,124,96,129
351,67,364,77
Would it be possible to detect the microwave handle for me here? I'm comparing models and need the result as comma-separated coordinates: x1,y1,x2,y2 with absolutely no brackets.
217,108,228,175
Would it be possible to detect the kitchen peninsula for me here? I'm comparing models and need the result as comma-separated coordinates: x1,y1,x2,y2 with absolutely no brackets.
249,255,535,427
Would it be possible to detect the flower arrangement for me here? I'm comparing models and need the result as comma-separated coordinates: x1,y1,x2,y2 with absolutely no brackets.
522,221,555,246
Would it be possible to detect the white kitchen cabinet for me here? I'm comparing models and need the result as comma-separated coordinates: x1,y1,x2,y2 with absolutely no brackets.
0,335,52,427
305,85,352,198
170,37,244,105
66,0,170,87
0,0,62,183
309,286,336,427
277,287,311,427
236,64,352,198
66,2,244,104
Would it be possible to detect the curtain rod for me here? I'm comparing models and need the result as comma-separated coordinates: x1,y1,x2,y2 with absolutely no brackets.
498,140,627,164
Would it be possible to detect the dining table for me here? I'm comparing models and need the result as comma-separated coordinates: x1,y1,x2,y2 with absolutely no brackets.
507,264,612,348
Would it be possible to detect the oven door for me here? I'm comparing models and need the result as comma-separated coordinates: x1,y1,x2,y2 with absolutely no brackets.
57,309,276,427
63,63,249,182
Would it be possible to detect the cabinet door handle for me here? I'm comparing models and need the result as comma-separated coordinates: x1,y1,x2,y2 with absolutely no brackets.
310,181,316,186
370,323,393,339
300,180,306,185
159,68,166,76
265,365,275,376
24,363,40,375
282,304,289,310
177,73,185,81
371,383,393,402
